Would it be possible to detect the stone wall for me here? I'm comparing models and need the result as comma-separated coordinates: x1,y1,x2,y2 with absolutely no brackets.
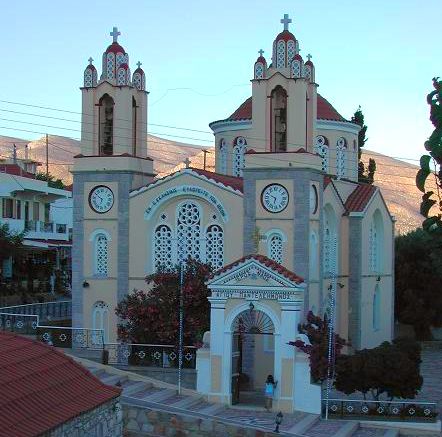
123,405,279,437
49,398,122,436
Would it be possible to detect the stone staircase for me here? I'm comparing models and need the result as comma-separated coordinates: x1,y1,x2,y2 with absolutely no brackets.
76,357,440,437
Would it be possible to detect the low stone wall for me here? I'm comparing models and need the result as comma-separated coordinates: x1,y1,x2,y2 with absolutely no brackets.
50,398,122,436
123,405,278,437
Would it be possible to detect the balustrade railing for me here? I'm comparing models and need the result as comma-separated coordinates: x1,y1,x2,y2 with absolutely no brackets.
0,300,71,322
104,343,197,369
37,326,104,349
0,313,39,335
323,399,438,423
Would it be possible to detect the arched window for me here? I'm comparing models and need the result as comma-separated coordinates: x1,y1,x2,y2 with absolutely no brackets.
276,40,286,68
292,59,302,78
287,40,296,64
92,301,109,343
219,139,227,174
315,136,329,172
94,233,109,276
303,64,312,81
232,137,247,177
116,52,125,68
106,53,115,79
336,137,347,179
177,201,202,263
271,86,287,152
99,94,114,156
323,205,338,277
373,285,380,331
268,233,284,264
254,62,264,79
154,224,173,271
369,210,384,273
206,224,224,270
309,231,319,280
132,97,137,156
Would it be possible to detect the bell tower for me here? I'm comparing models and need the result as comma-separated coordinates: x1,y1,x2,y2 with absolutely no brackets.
251,14,317,153
72,27,155,338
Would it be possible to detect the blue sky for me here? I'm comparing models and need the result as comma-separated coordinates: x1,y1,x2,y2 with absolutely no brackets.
0,0,441,162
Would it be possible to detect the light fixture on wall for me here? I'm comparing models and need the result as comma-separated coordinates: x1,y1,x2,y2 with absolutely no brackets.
337,283,344,289
249,302,255,312
82,280,90,288
376,276,381,282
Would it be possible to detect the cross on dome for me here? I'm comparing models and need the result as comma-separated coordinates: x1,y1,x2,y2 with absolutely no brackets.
110,26,121,43
88,57,94,65
258,49,264,57
136,61,142,69
307,54,313,62
280,14,292,31
184,157,191,168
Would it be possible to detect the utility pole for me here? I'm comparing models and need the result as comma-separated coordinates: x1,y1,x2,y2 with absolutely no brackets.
45,134,49,179
178,264,184,395
202,149,208,170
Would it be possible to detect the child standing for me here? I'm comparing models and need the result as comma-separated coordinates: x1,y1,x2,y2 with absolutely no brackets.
264,374,277,411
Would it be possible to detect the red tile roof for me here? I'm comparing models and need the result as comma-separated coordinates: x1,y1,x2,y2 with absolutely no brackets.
190,168,244,192
210,254,304,284
219,94,347,123
0,164,36,179
345,183,377,213
0,331,120,437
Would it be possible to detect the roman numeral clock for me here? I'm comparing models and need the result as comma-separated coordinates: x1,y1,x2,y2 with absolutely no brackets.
261,183,289,213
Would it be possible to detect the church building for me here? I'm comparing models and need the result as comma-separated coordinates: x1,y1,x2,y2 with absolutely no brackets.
72,18,394,412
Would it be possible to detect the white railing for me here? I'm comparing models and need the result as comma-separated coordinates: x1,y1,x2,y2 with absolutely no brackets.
0,300,71,321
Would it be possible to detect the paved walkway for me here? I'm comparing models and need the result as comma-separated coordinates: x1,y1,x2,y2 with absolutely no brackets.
70,354,441,437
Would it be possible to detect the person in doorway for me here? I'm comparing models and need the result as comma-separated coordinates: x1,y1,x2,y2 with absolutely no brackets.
264,374,277,411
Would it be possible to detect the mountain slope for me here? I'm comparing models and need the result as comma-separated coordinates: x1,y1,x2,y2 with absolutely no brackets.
0,135,426,235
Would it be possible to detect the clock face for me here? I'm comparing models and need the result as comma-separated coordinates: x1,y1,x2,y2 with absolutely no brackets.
89,185,114,213
310,184,318,215
261,184,289,213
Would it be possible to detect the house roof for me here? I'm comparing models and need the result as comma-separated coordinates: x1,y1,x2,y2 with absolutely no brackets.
189,168,244,193
209,253,304,284
344,183,377,213
214,93,347,124
0,331,120,437
0,163,36,179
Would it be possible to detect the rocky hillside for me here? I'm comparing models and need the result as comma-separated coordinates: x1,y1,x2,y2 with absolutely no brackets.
0,135,427,235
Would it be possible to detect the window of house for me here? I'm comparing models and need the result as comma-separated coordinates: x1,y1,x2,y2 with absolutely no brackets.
2,198,14,218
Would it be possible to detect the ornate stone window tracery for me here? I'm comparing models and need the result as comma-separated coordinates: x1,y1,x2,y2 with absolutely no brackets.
277,40,286,68
106,53,115,79
315,135,329,172
219,139,227,174
336,137,347,179
117,68,126,86
94,234,109,276
177,201,202,264
255,62,264,79
206,224,224,270
92,301,109,343
287,40,296,64
154,224,173,271
292,60,301,78
232,137,247,177
268,233,283,264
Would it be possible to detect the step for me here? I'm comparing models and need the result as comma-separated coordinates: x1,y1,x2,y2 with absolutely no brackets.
382,430,399,437
172,395,203,409
332,421,359,437
88,367,105,377
198,403,225,416
288,413,319,435
101,374,128,386
141,388,176,403
123,381,150,397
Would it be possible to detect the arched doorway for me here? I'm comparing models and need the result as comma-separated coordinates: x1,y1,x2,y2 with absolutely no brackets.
231,308,275,405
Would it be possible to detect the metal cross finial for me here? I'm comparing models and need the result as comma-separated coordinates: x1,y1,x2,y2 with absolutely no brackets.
184,157,191,168
136,61,142,69
280,13,292,31
258,49,264,57
88,57,94,65
110,26,121,43
307,54,313,62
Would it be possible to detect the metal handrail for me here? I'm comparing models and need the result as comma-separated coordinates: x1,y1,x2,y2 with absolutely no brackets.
325,398,437,406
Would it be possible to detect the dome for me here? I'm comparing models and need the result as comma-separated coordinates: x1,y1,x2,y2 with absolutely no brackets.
105,41,126,55
275,29,296,43
118,62,129,70
256,55,267,64
294,53,303,62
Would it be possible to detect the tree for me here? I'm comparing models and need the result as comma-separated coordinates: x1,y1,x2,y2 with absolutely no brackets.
36,172,65,189
352,106,377,184
395,229,442,339
335,339,423,401
289,311,347,383
416,77,442,235
0,224,24,264
115,259,212,345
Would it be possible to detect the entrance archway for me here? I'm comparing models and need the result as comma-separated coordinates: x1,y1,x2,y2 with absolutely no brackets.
231,308,275,405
